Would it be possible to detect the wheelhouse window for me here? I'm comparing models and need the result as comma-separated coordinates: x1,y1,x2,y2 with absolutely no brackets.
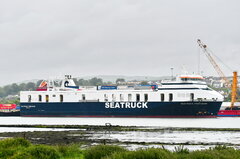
28,95,31,102
120,94,124,101
144,94,148,102
181,78,203,82
112,94,116,101
136,94,140,102
161,93,164,102
104,94,108,102
128,94,132,101
190,93,194,101
82,94,86,101
38,95,42,102
60,94,63,102
181,78,188,81
169,93,173,102
46,95,49,103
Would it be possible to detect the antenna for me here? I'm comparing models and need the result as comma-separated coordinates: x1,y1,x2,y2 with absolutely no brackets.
171,68,174,80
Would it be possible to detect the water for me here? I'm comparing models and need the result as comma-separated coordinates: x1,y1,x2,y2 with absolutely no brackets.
88,130,240,151
0,127,78,133
0,117,240,128
90,130,240,145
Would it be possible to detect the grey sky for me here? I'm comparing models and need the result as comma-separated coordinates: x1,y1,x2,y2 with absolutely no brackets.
0,0,240,86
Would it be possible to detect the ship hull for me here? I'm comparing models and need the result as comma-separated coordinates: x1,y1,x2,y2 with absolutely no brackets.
218,110,240,117
0,111,20,116
20,101,222,118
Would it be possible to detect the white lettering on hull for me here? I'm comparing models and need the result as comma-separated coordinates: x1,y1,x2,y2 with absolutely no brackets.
105,102,148,108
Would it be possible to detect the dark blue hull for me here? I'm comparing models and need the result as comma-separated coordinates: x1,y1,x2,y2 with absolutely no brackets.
20,101,222,118
0,111,20,116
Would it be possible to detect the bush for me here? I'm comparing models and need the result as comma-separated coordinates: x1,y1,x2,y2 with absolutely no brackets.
104,148,176,159
0,138,30,148
56,144,83,158
188,147,240,159
1,138,240,159
0,138,30,158
26,145,60,159
84,145,126,159
0,149,16,159
210,146,240,159
187,150,216,159
10,151,33,159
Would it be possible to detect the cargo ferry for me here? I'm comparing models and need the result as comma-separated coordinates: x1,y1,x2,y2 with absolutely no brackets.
20,74,223,117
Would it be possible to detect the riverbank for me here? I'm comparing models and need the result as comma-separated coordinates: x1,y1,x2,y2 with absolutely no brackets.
0,138,240,159
1,118,240,151
1,124,240,151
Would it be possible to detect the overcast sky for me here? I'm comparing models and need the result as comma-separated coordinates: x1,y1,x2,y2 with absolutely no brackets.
0,0,240,86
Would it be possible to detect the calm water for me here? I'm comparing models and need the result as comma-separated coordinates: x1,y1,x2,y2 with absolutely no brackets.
0,117,240,128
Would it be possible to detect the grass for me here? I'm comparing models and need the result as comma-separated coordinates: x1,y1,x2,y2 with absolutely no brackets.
0,138,83,159
0,138,240,159
103,148,175,159
84,145,126,159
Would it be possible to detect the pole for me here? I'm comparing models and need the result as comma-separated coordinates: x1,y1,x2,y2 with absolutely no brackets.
230,71,238,109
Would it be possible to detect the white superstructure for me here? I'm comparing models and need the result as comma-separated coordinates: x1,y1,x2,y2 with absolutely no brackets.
20,74,223,103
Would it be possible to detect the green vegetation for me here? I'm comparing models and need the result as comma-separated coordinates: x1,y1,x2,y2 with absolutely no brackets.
0,98,20,105
0,82,41,98
74,77,113,86
116,78,125,84
104,148,175,159
0,138,83,159
210,86,240,102
0,138,240,159
84,145,126,159
140,81,148,85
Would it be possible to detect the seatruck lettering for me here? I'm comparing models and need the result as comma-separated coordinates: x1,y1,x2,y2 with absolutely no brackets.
105,102,148,108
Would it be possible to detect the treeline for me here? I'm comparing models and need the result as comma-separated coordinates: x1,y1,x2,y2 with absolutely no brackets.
74,77,113,86
0,81,42,98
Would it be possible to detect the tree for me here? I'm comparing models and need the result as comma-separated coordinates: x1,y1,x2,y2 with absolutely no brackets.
116,78,125,84
103,81,113,85
19,83,26,91
11,83,20,95
89,77,103,86
78,79,89,86
25,82,36,91
140,81,148,85
0,87,5,98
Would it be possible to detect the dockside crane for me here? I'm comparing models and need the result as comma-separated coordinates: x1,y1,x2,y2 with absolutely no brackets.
197,39,238,109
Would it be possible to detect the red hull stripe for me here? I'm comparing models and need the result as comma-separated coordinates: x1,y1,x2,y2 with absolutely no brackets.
22,115,217,118
218,110,240,117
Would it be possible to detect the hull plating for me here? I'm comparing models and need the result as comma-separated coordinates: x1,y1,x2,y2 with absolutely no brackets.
20,101,222,118
218,110,240,117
